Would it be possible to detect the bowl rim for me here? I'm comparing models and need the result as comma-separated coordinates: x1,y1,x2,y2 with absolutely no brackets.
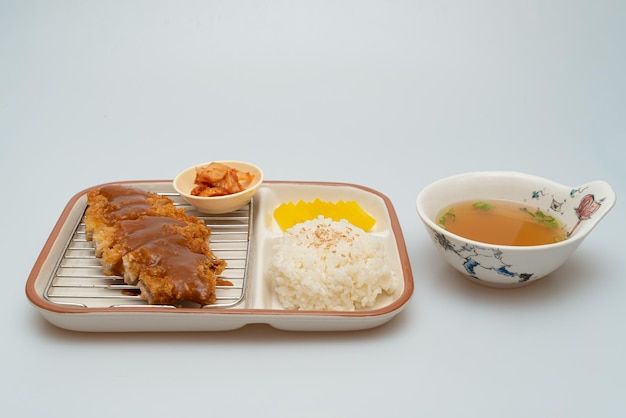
415,170,611,251
173,160,264,201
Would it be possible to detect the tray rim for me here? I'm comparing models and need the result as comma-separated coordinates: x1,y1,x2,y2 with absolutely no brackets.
26,180,414,321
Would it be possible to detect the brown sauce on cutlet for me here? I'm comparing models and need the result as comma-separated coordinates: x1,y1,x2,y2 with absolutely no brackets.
134,237,215,303
118,216,187,250
100,185,153,220
117,216,227,299
99,185,149,201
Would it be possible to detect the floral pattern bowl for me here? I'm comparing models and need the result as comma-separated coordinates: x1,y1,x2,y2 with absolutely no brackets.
416,171,616,287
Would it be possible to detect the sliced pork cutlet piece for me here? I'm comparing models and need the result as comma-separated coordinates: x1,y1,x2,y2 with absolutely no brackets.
84,185,188,242
98,215,210,277
122,235,219,306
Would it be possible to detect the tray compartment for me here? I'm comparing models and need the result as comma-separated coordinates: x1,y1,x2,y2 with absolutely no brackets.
43,198,252,309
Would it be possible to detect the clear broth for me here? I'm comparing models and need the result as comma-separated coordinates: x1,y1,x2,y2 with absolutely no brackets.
437,199,567,246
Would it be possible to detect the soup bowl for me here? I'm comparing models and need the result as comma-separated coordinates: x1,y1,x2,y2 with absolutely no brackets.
416,171,616,287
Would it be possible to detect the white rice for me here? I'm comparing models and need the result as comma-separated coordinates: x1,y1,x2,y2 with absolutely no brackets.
269,217,397,311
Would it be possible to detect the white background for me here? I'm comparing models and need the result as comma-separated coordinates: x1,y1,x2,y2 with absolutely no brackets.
1,1,624,417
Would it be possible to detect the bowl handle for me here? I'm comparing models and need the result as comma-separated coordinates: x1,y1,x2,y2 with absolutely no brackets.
567,180,616,237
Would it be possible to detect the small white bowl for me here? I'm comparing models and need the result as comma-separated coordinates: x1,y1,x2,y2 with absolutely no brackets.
416,171,616,287
173,160,264,214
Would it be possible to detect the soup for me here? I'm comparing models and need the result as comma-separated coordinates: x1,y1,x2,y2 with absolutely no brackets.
437,199,567,246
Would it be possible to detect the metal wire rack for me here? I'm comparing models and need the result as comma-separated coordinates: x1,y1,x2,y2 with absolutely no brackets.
43,195,252,309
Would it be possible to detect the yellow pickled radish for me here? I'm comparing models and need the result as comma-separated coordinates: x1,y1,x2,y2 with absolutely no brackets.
273,199,376,231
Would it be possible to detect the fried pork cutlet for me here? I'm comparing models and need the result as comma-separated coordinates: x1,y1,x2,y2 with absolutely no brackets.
98,215,211,277
85,185,189,243
85,185,226,306
123,240,220,305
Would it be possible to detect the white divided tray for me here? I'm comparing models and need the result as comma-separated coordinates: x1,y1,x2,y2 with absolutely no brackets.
26,181,414,332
